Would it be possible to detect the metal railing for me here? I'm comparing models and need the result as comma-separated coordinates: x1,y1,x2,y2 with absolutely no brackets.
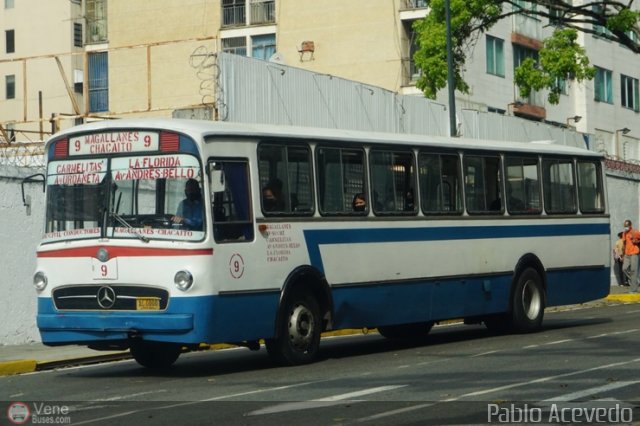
222,4,246,27
401,0,427,9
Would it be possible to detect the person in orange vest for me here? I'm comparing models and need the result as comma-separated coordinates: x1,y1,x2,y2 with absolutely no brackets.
622,219,640,293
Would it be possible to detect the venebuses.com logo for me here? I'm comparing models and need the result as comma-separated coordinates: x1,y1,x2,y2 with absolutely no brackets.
6,402,71,425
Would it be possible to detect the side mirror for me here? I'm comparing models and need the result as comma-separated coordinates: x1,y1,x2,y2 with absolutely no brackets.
208,163,225,194
21,173,45,216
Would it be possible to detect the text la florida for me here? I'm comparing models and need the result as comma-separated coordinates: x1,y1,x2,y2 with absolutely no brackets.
128,156,182,169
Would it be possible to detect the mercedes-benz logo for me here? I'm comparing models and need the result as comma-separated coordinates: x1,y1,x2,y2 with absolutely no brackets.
97,286,116,309
96,247,109,262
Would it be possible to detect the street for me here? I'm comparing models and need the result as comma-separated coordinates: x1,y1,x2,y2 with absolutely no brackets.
2,302,639,425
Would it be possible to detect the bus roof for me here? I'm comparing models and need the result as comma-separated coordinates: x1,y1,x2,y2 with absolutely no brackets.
49,118,602,158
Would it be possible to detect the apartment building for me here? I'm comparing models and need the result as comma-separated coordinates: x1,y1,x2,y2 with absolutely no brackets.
0,0,83,141
1,0,638,157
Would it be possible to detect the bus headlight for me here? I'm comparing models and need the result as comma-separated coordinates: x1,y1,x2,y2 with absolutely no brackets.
174,270,194,291
33,271,48,291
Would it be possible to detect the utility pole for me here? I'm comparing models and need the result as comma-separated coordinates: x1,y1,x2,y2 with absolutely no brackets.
445,0,457,137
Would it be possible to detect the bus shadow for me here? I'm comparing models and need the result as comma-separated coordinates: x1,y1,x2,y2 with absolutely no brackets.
71,316,612,379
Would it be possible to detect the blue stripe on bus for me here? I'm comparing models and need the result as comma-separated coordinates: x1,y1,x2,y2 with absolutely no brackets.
303,223,610,275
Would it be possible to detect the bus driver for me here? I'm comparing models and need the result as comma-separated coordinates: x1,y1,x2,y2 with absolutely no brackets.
171,178,204,230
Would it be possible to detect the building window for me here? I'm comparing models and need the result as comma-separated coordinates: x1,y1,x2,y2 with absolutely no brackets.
513,44,538,68
592,4,611,37
4,0,14,9
5,29,15,53
251,34,275,60
548,5,562,26
74,69,83,94
86,0,107,43
554,77,568,95
594,66,613,103
250,0,275,25
222,0,246,27
88,52,108,112
401,21,421,84
74,23,83,47
222,37,247,56
486,35,504,77
621,74,640,112
6,75,15,99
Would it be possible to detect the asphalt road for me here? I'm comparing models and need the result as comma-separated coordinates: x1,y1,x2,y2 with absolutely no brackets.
2,302,640,425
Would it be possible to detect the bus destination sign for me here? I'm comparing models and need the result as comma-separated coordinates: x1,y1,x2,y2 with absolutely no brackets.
69,131,159,156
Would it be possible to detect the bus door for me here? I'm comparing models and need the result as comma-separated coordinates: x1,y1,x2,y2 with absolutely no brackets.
208,159,254,243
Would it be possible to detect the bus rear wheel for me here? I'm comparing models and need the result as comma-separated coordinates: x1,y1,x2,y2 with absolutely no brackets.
266,291,321,366
377,321,434,339
485,268,545,333
511,267,545,332
130,340,182,369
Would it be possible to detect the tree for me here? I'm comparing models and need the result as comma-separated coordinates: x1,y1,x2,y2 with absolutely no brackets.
413,0,640,104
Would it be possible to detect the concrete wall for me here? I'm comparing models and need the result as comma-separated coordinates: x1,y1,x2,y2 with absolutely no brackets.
0,166,45,346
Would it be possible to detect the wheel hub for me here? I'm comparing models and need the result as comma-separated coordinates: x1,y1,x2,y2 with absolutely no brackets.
288,303,315,351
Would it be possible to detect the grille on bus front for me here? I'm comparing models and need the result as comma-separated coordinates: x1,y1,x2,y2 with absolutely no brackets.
52,286,169,311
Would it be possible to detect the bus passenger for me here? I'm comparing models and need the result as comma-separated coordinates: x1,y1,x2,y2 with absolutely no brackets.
262,183,285,212
172,178,204,230
352,193,366,212
404,189,415,211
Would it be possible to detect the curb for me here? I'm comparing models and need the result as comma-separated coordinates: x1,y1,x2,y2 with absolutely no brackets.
0,352,131,377
0,360,37,376
605,293,640,303
2,296,639,377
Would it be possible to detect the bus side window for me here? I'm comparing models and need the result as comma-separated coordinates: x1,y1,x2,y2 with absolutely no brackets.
543,158,577,214
317,146,366,215
505,156,541,214
209,160,254,243
369,149,417,215
419,152,463,214
577,160,605,213
258,143,314,216
464,154,502,214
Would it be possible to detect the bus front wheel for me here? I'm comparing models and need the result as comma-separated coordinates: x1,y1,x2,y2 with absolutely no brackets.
266,291,321,365
130,340,181,369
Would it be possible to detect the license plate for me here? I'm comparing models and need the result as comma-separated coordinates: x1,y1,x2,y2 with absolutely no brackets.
136,297,160,311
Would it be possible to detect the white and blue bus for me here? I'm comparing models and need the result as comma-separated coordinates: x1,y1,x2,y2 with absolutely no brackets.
31,119,610,368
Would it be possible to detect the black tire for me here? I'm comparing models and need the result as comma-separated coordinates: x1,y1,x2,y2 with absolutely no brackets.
377,321,434,339
130,340,182,369
266,291,321,366
511,267,545,332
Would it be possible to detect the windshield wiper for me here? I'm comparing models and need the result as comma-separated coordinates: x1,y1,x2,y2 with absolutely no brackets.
110,212,150,243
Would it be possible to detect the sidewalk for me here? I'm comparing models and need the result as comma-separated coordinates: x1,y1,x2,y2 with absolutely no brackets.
1,286,639,377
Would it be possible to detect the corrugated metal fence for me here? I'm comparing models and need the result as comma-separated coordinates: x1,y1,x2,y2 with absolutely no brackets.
216,52,589,148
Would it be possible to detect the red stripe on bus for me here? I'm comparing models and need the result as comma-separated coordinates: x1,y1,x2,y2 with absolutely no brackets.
37,247,213,258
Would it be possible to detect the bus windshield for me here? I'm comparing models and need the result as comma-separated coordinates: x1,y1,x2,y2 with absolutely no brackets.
44,154,204,243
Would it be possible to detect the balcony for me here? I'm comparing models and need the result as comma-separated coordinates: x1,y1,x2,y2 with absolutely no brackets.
513,13,542,41
511,87,546,120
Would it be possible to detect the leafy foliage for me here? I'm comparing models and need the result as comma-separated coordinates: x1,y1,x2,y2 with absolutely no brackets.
514,28,596,104
413,0,639,104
